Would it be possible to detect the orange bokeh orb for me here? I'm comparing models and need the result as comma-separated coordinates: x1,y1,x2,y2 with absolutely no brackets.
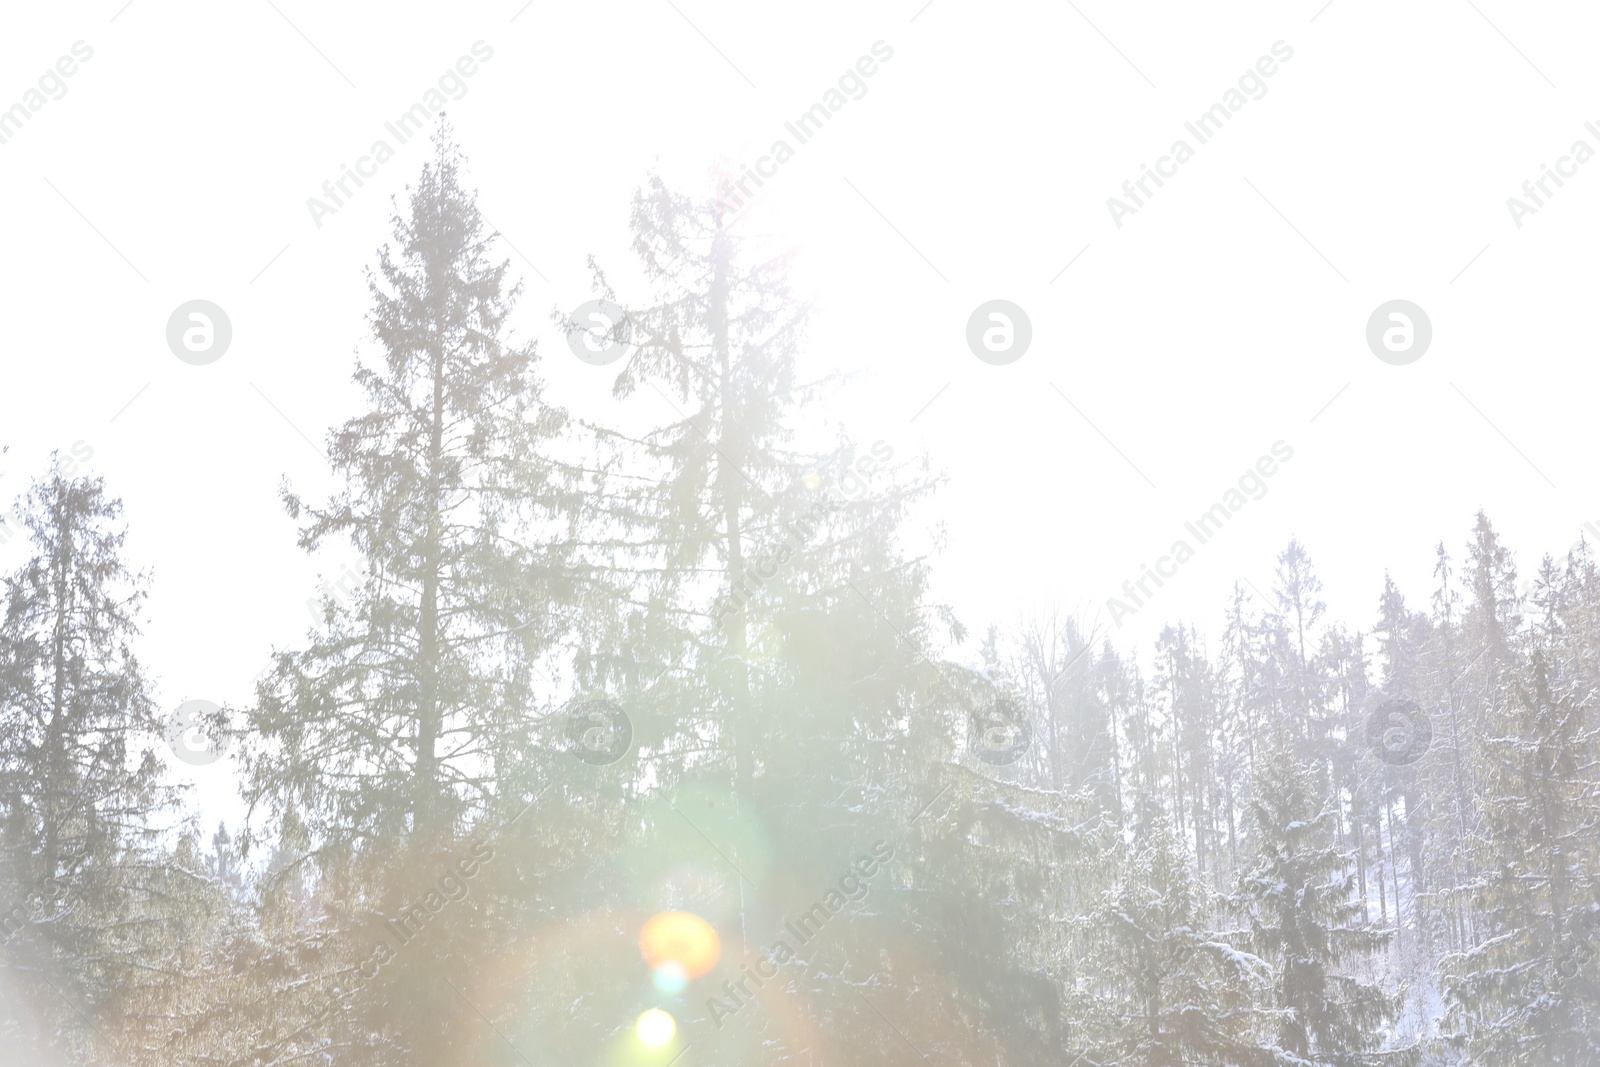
640,912,720,979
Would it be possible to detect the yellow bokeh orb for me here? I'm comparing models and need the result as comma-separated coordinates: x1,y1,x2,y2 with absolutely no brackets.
640,911,720,979
637,1008,676,1047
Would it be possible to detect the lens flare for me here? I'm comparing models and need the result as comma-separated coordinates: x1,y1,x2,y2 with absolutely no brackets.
652,961,688,994
637,1008,676,1047
640,911,720,979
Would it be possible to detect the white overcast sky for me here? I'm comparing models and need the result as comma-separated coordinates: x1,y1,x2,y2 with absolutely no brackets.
2,0,1597,818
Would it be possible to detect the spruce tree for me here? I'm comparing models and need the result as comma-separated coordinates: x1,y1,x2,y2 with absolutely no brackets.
578,168,994,1067
1082,817,1274,1066
1240,734,1400,1065
0,467,181,1061
243,123,583,854
1443,652,1600,1064
239,124,590,1066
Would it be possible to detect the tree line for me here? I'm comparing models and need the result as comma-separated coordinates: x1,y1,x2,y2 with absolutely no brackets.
0,125,1595,1065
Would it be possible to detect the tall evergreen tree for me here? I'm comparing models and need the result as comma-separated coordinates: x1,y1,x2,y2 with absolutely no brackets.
0,468,182,1062
1240,734,1401,1065
1444,652,1600,1064
239,125,592,1066
1082,817,1275,1066
243,124,584,855
575,171,943,792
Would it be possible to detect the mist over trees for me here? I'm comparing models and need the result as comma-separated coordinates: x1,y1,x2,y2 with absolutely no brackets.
0,130,1596,1066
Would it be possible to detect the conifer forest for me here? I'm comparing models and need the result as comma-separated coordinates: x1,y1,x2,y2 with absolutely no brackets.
6,0,1600,1048
2,126,1596,1064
